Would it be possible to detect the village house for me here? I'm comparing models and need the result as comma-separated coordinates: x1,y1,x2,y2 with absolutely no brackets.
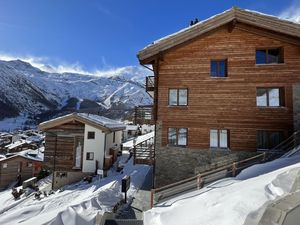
137,7,300,187
39,113,125,189
0,151,43,189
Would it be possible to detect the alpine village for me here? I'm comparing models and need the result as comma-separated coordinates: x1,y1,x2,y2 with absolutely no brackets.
1,3,300,225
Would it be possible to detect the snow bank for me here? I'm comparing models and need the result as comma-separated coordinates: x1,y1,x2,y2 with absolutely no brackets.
144,163,300,225
236,153,300,180
0,153,150,225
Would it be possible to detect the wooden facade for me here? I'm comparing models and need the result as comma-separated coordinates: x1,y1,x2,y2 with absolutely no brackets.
138,9,300,152
44,121,84,171
0,156,42,189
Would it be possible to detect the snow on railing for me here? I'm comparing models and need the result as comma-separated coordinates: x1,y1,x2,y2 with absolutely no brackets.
150,152,267,208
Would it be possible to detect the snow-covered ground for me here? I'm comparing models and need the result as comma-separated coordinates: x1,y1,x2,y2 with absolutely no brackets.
0,152,150,225
144,155,300,225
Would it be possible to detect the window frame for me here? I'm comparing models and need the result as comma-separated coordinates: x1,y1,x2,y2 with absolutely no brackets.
168,88,188,106
86,152,94,160
87,131,95,139
257,130,284,150
210,129,230,149
255,48,284,64
256,87,285,107
210,59,228,78
167,127,188,147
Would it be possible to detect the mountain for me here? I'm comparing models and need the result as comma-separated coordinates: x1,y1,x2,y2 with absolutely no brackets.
0,60,153,131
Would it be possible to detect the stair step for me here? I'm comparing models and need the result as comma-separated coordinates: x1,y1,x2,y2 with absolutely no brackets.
105,219,143,225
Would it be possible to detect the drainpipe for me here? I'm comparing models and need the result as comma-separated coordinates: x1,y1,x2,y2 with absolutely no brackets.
102,132,107,170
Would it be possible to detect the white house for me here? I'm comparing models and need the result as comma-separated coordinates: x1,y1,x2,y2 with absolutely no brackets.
39,113,125,189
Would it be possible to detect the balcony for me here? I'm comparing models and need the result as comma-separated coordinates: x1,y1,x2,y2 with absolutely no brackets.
146,76,155,97
134,105,154,125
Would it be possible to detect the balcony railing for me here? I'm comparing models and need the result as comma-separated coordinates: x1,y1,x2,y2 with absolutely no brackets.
134,105,154,125
146,76,155,92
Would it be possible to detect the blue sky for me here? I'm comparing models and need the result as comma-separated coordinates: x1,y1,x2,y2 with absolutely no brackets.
0,0,299,73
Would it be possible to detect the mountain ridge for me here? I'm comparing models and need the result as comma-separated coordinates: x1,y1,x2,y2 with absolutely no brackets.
0,59,152,131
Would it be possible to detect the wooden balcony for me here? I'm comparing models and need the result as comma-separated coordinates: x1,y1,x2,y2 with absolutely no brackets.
146,76,155,95
134,105,154,125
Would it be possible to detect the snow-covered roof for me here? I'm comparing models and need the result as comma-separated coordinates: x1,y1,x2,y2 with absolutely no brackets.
4,139,33,150
126,125,139,131
39,113,126,132
138,7,300,63
0,148,44,162
122,131,154,148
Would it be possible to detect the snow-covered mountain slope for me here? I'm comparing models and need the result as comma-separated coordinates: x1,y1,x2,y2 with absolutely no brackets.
0,60,153,129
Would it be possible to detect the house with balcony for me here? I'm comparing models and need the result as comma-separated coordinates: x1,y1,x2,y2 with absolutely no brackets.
39,113,125,189
137,7,300,187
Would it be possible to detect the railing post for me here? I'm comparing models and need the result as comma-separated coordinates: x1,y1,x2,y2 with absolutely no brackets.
262,152,266,161
150,189,154,208
133,139,137,165
197,175,203,190
232,162,237,177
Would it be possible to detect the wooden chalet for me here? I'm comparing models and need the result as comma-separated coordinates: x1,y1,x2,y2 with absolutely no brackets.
39,113,125,189
0,153,42,189
137,7,300,187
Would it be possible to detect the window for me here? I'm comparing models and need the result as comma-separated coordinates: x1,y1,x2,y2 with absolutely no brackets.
113,132,116,143
257,130,284,149
256,48,283,64
87,131,95,139
168,89,188,106
256,88,284,107
86,152,94,160
210,129,229,148
2,163,7,169
210,60,227,77
168,128,187,146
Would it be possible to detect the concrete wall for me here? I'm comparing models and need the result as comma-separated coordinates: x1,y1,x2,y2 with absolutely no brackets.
82,124,105,172
53,171,90,189
293,85,300,131
154,121,257,187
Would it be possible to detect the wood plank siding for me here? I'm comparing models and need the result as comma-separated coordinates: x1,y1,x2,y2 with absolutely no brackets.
155,24,300,151
44,121,84,171
0,156,41,189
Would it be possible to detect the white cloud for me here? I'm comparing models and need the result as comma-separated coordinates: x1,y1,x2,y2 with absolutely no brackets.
279,0,300,23
0,53,92,74
0,53,47,69
0,53,139,78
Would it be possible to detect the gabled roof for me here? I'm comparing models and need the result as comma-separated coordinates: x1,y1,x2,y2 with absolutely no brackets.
137,7,300,63
39,113,126,132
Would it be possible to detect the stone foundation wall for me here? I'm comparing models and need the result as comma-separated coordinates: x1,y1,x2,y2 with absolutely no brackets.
53,171,92,189
154,147,257,187
154,121,258,188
